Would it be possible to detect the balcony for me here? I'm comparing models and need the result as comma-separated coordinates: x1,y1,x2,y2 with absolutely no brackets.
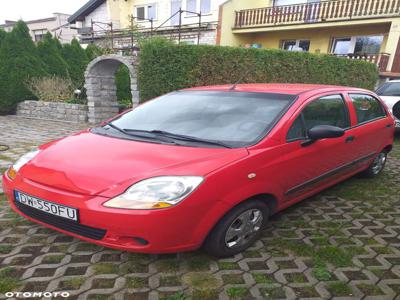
334,53,390,72
234,0,400,28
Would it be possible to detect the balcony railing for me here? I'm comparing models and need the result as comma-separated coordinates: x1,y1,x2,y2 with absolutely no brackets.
334,53,390,72
235,0,400,28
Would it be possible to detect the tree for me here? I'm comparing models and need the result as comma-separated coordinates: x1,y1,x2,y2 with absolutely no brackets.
0,21,47,114
61,38,88,88
0,29,6,47
85,43,104,61
37,32,69,77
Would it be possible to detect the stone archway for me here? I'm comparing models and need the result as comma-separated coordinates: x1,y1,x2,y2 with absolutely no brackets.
84,54,139,123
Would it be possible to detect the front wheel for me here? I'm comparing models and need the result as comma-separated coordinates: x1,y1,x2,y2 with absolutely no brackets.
360,151,387,178
203,200,268,257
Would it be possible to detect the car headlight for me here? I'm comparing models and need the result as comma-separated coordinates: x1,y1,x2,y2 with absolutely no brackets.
7,150,40,180
103,176,204,210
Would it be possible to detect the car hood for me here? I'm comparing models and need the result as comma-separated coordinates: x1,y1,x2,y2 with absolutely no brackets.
19,131,248,196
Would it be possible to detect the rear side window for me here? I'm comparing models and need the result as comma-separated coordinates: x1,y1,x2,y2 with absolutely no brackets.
349,94,386,124
287,94,349,141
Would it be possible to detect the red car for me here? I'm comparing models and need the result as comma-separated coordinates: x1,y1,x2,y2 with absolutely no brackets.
2,84,395,257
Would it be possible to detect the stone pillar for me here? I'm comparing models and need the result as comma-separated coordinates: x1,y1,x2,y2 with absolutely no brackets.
131,62,140,106
85,75,120,124
84,55,140,124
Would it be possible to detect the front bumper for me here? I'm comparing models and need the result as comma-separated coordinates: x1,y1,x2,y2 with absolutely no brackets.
2,172,227,253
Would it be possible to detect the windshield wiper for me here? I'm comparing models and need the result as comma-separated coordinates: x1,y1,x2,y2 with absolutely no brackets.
106,122,129,135
149,130,233,148
105,123,178,144
106,124,232,148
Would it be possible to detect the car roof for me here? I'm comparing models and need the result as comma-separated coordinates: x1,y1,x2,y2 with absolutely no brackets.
184,83,368,96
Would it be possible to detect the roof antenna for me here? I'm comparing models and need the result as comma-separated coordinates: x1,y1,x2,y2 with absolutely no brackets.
229,64,257,91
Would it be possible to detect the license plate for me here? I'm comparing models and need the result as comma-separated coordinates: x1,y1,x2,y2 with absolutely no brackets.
14,191,78,222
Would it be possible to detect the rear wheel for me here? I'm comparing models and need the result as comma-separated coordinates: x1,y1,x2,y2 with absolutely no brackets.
203,200,268,257
360,151,387,178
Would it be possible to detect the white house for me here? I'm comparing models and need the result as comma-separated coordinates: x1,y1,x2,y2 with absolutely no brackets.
0,13,77,44
68,0,226,46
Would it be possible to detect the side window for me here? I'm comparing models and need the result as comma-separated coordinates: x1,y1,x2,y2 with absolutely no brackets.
349,94,386,124
287,94,349,141
287,115,306,141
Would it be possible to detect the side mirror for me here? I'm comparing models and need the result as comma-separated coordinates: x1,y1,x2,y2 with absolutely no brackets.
302,125,345,146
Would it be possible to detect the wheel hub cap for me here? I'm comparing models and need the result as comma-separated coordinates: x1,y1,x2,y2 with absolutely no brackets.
225,209,263,248
371,153,386,175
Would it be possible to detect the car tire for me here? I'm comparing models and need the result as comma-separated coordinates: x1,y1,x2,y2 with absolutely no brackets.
203,200,269,257
360,150,388,178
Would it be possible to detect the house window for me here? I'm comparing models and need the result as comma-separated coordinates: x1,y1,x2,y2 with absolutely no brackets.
200,0,211,13
33,29,47,42
282,39,310,51
354,36,383,55
185,0,211,16
148,4,157,20
171,0,182,25
135,4,157,21
332,38,351,55
332,36,383,55
186,0,196,15
136,7,145,20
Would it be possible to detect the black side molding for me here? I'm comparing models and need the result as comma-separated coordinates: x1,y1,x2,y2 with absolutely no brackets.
285,152,376,196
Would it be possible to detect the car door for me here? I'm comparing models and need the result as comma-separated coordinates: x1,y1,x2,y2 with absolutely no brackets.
345,93,393,160
279,93,356,201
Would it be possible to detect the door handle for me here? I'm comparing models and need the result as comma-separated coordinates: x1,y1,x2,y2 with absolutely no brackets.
386,124,393,128
345,136,355,143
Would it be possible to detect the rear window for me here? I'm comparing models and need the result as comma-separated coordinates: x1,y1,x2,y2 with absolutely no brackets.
349,94,386,124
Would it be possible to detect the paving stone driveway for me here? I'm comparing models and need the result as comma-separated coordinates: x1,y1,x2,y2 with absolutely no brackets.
0,115,399,300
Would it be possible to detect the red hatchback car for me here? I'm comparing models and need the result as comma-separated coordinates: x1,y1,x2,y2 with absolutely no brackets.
2,84,395,257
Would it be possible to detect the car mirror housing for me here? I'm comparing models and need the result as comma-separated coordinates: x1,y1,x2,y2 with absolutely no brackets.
308,125,345,140
302,125,345,146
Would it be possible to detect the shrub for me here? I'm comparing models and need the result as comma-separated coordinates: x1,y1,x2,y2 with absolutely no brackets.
0,21,47,114
116,65,131,101
26,76,75,102
138,38,378,102
37,32,69,77
61,39,88,89
0,29,6,47
85,43,104,61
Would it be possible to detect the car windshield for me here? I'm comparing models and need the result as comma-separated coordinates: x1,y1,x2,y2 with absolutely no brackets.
100,91,296,148
376,82,400,96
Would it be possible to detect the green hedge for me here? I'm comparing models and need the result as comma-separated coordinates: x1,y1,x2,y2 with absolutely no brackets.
138,38,378,102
